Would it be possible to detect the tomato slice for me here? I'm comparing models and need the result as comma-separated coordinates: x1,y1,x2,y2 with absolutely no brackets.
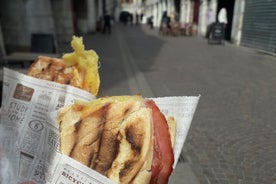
145,100,174,184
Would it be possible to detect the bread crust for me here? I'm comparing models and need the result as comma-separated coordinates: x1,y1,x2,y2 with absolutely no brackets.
167,116,176,149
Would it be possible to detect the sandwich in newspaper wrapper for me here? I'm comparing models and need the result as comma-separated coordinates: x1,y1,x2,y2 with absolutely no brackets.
0,36,200,184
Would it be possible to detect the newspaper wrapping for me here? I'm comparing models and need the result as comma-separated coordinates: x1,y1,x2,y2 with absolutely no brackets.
0,68,200,184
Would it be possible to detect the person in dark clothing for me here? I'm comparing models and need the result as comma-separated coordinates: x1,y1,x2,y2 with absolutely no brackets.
147,16,154,29
128,13,133,26
102,11,112,34
123,13,128,26
135,12,139,25
119,11,128,26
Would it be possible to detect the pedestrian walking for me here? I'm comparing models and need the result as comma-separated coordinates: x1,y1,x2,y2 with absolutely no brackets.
102,11,112,34
135,12,139,25
129,13,133,26
148,16,154,29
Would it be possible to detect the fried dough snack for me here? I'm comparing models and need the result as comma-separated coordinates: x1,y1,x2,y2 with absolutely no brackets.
28,36,100,96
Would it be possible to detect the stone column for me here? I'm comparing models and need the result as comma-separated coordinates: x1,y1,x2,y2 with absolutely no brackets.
198,0,208,36
87,0,97,32
231,0,245,45
153,3,158,27
0,23,6,56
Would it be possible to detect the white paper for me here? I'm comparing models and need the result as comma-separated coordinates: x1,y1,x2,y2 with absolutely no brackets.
0,68,200,184
0,68,95,184
151,96,200,168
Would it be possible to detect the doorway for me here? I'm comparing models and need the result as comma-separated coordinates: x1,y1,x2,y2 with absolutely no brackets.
193,0,200,24
72,0,88,35
174,0,181,14
217,0,235,41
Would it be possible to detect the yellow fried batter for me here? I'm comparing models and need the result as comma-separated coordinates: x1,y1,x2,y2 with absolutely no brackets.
63,36,100,96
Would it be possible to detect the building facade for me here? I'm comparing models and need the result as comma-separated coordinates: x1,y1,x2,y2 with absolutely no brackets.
141,0,275,54
240,0,276,53
0,0,275,55
0,0,118,54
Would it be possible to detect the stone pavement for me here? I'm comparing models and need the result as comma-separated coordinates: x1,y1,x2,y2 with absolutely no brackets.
2,23,276,184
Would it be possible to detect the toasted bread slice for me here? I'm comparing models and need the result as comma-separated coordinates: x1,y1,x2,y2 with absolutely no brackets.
58,95,154,183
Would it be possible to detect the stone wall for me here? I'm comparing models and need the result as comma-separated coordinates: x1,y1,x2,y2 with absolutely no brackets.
0,0,74,53
51,0,74,50
0,0,30,51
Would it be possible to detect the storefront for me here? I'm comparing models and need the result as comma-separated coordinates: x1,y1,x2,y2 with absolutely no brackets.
197,0,237,40
240,0,276,53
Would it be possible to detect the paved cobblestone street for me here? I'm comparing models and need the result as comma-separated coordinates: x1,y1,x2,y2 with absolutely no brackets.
2,23,276,184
